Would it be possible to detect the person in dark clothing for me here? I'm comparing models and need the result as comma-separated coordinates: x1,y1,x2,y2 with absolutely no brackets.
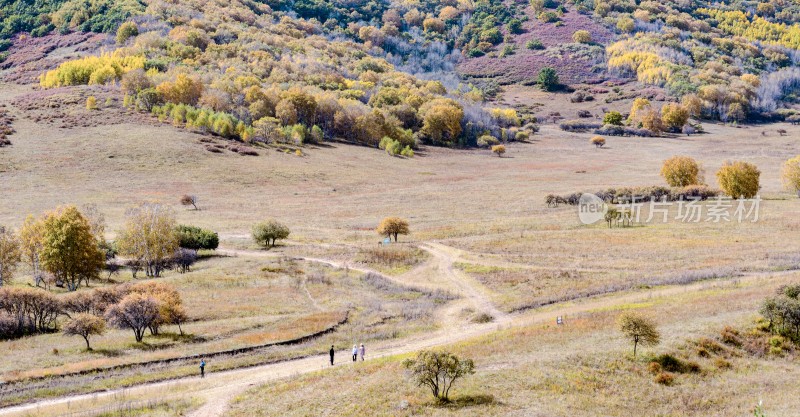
329,345,335,365
200,359,206,378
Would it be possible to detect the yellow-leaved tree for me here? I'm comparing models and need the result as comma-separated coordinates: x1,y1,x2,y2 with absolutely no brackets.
0,226,21,287
116,204,178,278
661,156,701,187
781,155,800,197
716,161,760,199
377,217,410,242
39,206,104,291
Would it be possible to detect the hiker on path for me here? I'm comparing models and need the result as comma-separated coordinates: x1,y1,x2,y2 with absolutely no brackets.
329,345,335,365
359,343,365,361
199,359,206,378
352,345,358,362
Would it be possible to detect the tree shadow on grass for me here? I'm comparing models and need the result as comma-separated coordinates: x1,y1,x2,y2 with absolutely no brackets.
434,394,498,409
93,348,124,357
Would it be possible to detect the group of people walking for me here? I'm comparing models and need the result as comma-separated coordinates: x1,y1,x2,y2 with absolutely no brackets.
328,343,366,365
199,342,368,378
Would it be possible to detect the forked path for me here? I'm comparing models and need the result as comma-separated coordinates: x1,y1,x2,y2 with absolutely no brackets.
0,248,793,417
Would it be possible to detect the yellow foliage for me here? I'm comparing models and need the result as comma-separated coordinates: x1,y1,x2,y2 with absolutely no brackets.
782,155,800,194
490,108,521,127
716,161,761,199
40,53,145,88
699,8,800,49
86,96,98,110
607,38,673,86
661,156,700,187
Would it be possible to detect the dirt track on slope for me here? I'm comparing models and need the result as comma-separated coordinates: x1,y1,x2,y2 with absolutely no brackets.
0,243,792,417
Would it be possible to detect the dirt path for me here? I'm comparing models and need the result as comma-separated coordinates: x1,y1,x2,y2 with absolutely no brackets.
0,248,793,417
418,243,510,325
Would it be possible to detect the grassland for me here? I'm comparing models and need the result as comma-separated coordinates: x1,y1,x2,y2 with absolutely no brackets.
1,34,800,414
226,274,800,417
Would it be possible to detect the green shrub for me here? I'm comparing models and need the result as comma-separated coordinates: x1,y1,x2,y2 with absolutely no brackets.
651,354,684,373
507,19,523,34
538,11,560,23
116,21,138,44
603,111,624,126
477,135,499,147
175,225,219,251
526,39,544,50
537,67,559,91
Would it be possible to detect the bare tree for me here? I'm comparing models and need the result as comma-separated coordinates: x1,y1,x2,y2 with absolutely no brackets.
63,313,106,350
105,293,160,342
180,194,199,210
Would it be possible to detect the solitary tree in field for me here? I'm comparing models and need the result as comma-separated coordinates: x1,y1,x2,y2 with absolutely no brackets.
63,313,106,350
180,194,199,210
661,156,701,187
537,67,559,91
252,220,291,248
0,226,20,287
590,136,606,148
491,144,506,157
403,350,475,403
781,155,800,197
377,217,409,242
105,293,160,343
618,312,660,357
40,206,104,291
716,161,760,199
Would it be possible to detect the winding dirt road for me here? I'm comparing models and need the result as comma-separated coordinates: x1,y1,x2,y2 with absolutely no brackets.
0,243,793,417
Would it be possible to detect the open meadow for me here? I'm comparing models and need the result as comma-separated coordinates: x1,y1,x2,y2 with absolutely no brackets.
1,0,800,413
1,75,800,416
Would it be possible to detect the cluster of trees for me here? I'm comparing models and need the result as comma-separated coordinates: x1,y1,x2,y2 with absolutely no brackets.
597,98,694,137
600,0,800,120
760,284,800,342
39,54,146,88
33,0,526,150
0,204,218,292
0,281,187,347
0,0,142,41
661,156,761,199
0,206,106,291
0,287,61,337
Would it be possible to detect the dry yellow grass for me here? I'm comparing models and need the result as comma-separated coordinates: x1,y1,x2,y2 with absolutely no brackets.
1,78,800,414
227,273,800,417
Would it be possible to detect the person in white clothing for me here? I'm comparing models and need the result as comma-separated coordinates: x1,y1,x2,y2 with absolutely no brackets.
352,345,358,362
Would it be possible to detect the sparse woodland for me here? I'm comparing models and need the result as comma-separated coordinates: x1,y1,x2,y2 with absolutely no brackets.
2,0,800,415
